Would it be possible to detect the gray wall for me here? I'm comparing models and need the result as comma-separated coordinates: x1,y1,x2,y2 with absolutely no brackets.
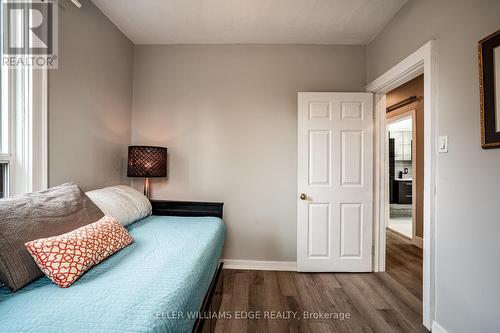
367,1,500,332
132,44,366,261
49,0,134,191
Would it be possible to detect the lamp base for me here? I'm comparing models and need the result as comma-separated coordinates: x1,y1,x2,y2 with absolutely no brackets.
143,178,150,199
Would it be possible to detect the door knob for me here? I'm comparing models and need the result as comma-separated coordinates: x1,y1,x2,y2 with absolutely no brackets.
300,193,307,200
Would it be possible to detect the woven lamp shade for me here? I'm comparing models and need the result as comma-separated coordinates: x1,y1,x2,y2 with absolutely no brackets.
127,146,167,178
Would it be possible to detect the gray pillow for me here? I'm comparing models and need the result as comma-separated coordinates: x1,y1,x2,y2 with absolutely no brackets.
0,183,104,291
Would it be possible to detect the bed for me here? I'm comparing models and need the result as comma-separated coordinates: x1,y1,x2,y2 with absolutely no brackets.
0,201,226,333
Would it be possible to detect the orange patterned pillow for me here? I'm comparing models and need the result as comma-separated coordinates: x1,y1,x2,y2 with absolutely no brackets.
25,216,133,288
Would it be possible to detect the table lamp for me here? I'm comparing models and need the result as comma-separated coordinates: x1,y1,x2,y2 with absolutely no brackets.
127,146,167,199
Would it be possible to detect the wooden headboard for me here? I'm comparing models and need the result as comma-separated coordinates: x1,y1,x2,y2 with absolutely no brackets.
150,200,224,219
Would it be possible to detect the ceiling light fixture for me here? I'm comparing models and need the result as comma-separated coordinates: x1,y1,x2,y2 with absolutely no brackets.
70,0,82,8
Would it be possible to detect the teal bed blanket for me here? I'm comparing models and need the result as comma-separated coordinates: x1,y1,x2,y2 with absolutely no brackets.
0,215,226,333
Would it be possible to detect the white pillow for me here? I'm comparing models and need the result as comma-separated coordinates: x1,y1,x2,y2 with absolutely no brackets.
86,185,152,226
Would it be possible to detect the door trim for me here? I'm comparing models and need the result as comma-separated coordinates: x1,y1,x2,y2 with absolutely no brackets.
366,40,437,330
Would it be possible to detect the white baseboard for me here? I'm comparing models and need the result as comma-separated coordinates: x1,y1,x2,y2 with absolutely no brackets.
223,259,297,271
432,321,449,333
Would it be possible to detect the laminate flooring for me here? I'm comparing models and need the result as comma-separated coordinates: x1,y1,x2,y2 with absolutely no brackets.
214,230,425,333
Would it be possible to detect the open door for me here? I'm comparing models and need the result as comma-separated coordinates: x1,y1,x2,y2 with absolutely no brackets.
297,93,373,272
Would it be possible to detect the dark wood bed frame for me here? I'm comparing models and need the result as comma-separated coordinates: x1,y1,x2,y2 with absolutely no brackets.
151,200,224,333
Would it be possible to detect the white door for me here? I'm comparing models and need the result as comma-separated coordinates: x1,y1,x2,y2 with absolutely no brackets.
297,92,373,272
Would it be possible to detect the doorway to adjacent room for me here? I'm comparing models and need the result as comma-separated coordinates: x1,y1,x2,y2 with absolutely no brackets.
382,74,425,318
385,75,424,249
367,41,436,330
387,115,415,240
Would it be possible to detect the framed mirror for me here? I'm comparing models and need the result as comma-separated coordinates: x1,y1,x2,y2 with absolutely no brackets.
479,29,500,148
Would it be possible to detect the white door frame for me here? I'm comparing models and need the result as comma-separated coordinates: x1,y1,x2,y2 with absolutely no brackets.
366,40,437,330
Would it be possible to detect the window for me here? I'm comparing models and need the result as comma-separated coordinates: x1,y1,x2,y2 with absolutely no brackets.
0,163,7,198
0,1,9,198
0,2,48,198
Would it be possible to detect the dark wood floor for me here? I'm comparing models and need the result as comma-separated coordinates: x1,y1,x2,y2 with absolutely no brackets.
215,231,425,333
385,230,423,302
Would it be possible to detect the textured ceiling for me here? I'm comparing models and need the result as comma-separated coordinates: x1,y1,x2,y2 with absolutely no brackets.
92,0,407,45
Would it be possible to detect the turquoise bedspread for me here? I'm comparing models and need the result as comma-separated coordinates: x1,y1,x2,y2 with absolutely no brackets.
0,215,226,333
